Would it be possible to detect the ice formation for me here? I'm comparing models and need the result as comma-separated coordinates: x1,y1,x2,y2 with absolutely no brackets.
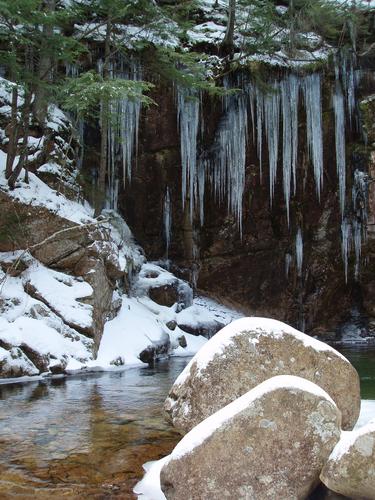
333,81,346,217
163,188,172,256
177,85,200,222
296,228,303,277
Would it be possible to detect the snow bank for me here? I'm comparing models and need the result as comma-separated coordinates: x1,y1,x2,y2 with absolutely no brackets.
25,262,93,330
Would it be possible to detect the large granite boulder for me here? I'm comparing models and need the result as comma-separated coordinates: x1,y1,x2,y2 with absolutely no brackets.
164,317,360,434
320,420,375,499
160,375,341,500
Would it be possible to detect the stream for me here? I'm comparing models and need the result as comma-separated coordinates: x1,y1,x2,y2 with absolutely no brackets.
0,349,374,499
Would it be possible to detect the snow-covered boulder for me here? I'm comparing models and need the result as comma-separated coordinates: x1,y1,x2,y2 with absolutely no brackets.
0,346,39,378
320,420,375,499
164,317,360,434
132,263,193,310
160,376,341,500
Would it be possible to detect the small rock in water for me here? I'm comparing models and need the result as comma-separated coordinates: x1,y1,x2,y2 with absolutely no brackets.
320,420,375,499
160,375,341,500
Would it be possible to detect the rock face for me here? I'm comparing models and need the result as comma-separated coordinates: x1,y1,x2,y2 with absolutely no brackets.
164,317,360,433
320,420,375,499
160,375,341,500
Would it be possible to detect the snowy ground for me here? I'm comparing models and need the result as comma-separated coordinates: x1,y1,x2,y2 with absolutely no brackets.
0,254,243,382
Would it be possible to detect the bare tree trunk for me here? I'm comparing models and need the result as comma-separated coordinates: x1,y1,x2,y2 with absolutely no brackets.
5,86,19,179
33,0,55,126
8,90,32,189
222,0,236,54
95,15,112,216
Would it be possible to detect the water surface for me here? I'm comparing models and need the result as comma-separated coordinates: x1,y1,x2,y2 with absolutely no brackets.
0,359,189,499
0,347,374,499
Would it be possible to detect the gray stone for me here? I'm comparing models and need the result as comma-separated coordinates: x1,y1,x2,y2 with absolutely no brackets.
165,317,360,434
161,375,341,500
320,421,375,499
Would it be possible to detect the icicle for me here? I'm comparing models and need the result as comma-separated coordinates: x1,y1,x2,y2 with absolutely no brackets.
290,75,300,195
118,59,142,185
281,79,292,225
333,81,346,217
341,218,351,284
285,253,292,279
106,99,118,210
247,83,256,145
303,74,323,199
216,86,248,234
177,86,200,222
352,169,368,221
163,188,172,257
197,159,206,226
264,82,280,205
353,219,362,280
352,169,368,280
255,85,264,181
296,228,303,277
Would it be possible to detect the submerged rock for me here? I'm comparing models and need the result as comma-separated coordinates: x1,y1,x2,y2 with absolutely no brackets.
320,420,375,499
164,317,360,434
160,375,341,500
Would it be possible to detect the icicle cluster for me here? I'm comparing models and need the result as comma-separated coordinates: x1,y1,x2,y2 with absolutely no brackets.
177,86,200,222
97,57,142,210
341,170,368,283
216,87,248,234
302,73,323,200
333,81,346,217
117,60,142,185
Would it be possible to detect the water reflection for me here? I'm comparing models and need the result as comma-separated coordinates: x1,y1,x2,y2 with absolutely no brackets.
0,348,374,499
0,359,188,498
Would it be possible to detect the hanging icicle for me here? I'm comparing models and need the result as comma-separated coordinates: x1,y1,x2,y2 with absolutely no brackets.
333,81,346,217
341,218,351,284
117,59,142,185
296,228,303,277
281,75,300,225
264,82,280,205
163,188,172,257
177,86,200,222
302,73,323,199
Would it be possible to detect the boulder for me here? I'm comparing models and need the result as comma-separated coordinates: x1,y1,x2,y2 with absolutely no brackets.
320,420,375,499
164,317,360,434
160,375,341,500
149,284,179,308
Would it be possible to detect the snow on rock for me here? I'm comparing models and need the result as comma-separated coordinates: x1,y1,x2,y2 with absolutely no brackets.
24,261,93,331
176,295,243,337
159,375,341,500
132,263,193,310
95,295,208,368
164,317,360,434
321,415,375,498
0,345,39,377
0,150,94,225
0,255,94,377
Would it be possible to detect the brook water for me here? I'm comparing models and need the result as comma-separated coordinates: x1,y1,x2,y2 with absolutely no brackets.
0,350,374,499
